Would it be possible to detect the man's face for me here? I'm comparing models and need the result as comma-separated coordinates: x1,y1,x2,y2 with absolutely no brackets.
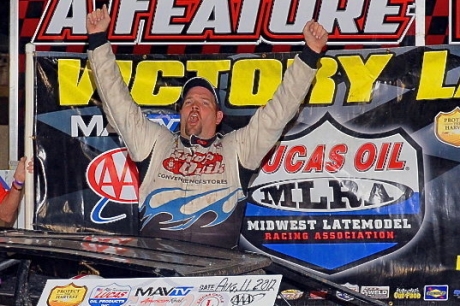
180,86,223,139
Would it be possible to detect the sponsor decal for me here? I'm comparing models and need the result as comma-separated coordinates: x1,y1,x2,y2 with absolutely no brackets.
453,289,460,298
196,293,225,306
162,150,225,176
243,114,424,273
308,290,327,300
336,283,359,302
88,284,131,306
47,283,87,306
86,148,139,204
230,293,255,305
360,286,389,299
435,107,460,147
33,0,415,45
141,139,239,231
393,288,421,300
135,286,194,297
424,285,448,301
279,289,304,301
86,147,139,224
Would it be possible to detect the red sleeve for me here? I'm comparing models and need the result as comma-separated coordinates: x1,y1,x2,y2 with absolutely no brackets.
0,187,8,203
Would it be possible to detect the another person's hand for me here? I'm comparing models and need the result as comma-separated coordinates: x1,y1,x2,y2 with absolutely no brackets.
303,20,328,54
86,4,111,35
13,157,33,187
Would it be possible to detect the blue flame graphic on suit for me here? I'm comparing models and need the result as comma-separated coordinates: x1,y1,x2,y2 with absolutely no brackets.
141,187,241,230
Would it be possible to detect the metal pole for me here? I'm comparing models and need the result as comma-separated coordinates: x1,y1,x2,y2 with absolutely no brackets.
23,43,35,230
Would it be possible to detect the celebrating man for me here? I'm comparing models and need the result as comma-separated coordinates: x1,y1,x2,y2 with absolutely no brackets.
86,5,328,248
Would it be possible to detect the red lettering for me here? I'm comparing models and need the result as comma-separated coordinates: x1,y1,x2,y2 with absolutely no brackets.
355,142,406,171
375,143,390,171
285,145,307,173
303,145,325,172
263,144,349,174
355,143,377,171
325,144,347,172
262,145,287,173
387,142,405,170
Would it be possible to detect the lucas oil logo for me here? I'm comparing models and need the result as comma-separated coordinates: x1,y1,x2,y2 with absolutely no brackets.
88,284,131,305
242,114,424,274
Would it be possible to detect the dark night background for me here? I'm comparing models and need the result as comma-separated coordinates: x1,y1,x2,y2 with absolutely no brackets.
0,2,10,126
0,2,9,51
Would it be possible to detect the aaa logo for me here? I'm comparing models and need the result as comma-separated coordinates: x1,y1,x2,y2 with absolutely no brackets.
86,148,139,224
86,148,139,203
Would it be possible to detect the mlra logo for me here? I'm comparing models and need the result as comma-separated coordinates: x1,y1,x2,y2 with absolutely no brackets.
242,114,424,274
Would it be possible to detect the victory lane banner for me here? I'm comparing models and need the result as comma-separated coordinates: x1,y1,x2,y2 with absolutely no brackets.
33,45,460,304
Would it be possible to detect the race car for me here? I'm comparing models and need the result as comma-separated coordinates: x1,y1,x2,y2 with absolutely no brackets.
0,229,384,305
